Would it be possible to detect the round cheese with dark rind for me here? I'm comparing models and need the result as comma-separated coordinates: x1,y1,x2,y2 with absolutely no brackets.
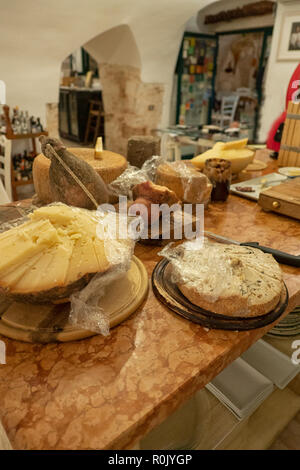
33,149,127,204
173,242,283,317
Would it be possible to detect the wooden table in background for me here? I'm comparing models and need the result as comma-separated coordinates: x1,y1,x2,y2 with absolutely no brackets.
0,152,299,450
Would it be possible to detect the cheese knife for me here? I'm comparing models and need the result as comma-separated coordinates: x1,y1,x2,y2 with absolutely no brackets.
204,231,300,267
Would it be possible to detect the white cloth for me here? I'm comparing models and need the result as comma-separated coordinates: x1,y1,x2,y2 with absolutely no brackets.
0,178,10,204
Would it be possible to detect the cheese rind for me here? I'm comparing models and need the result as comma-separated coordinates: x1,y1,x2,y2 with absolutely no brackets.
33,149,127,204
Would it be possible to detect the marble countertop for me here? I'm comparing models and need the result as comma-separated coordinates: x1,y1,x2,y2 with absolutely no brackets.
0,154,299,450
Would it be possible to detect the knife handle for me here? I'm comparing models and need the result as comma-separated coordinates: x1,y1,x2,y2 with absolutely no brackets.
241,242,300,267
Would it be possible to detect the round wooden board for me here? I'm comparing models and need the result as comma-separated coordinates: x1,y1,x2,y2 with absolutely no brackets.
152,259,289,331
0,256,148,343
244,159,267,171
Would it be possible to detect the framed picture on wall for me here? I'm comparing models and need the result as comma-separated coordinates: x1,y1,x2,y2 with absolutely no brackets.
278,11,300,61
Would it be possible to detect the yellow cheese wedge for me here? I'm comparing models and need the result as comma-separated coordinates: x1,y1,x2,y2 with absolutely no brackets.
30,205,79,226
217,138,248,151
13,236,74,293
93,237,110,272
30,204,99,238
66,236,100,284
0,204,129,301
0,252,44,287
0,220,58,274
13,248,56,293
191,146,254,174
0,219,54,245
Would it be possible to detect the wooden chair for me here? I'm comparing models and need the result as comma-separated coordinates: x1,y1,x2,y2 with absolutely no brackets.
0,134,12,202
160,133,182,162
84,100,105,146
213,95,239,129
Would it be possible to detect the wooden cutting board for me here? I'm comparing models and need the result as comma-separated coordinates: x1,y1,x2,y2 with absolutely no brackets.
0,256,148,343
258,177,300,220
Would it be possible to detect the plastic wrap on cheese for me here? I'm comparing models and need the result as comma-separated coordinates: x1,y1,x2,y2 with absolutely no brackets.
155,161,212,204
159,239,241,303
0,203,136,335
108,155,164,199
69,210,136,336
159,238,283,317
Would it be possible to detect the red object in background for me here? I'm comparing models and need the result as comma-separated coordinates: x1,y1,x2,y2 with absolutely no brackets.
286,63,300,107
266,111,286,152
266,63,300,151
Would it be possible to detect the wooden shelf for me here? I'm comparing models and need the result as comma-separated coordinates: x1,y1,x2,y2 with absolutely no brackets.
13,179,33,187
6,131,48,140
1,105,49,200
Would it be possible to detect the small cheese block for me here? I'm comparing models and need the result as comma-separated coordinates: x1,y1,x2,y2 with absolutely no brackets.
155,161,212,204
127,136,161,168
0,220,58,274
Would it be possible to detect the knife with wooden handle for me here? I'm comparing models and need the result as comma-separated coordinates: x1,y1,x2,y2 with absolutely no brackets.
204,231,300,267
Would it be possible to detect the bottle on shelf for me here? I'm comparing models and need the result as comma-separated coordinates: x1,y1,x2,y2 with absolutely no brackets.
36,117,43,132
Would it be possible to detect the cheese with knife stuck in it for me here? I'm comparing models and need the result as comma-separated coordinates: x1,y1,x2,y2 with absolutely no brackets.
155,161,212,204
33,145,127,204
0,204,131,303
191,138,254,175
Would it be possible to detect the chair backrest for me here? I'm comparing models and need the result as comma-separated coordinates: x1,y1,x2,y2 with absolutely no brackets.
220,95,239,128
236,87,252,96
160,133,181,162
0,135,12,201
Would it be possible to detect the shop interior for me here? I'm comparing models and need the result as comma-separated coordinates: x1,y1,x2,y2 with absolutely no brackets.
0,0,299,453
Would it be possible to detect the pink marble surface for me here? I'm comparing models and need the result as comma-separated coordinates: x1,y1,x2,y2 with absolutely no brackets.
0,154,299,450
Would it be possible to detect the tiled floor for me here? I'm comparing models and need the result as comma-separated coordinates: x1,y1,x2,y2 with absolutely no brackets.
269,411,300,450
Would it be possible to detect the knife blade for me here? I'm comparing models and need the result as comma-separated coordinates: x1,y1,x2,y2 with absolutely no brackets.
204,231,300,267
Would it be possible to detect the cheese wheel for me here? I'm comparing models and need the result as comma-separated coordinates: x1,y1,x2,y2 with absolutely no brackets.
155,161,212,204
172,241,283,317
0,204,132,303
33,148,127,204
